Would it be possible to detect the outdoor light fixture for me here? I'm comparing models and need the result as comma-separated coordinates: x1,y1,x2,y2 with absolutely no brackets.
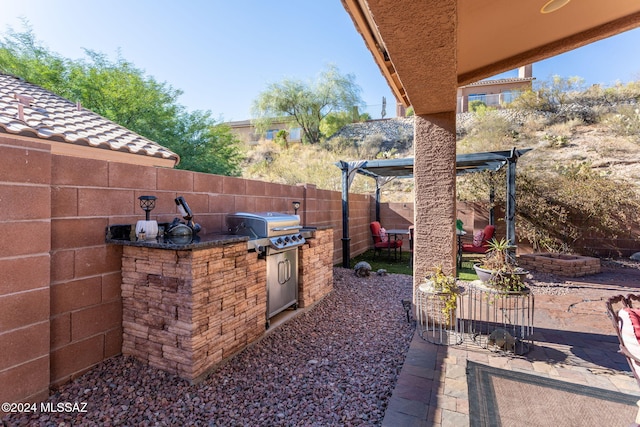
136,195,158,239
540,0,570,14
139,195,157,220
292,201,301,215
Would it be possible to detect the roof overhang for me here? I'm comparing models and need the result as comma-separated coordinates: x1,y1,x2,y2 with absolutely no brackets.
341,0,640,115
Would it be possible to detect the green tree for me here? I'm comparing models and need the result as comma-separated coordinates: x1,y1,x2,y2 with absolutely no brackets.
251,64,363,144
0,25,242,176
171,113,242,175
319,110,368,138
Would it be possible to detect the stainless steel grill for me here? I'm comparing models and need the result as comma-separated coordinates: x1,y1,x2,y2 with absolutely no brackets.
227,212,305,327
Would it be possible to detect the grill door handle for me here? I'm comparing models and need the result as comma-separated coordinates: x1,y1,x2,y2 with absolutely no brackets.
278,259,291,284
271,226,300,232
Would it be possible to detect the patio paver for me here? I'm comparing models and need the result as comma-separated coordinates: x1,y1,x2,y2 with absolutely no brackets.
383,277,640,426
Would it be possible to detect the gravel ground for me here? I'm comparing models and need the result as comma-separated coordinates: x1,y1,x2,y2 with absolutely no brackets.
3,268,414,427
524,258,640,296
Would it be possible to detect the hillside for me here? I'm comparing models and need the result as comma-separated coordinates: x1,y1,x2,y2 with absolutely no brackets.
241,108,640,201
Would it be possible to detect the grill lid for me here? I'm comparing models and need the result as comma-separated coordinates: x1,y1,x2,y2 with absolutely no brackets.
227,212,301,239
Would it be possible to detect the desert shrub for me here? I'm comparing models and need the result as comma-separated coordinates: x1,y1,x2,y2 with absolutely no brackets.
602,105,640,140
515,162,640,254
469,100,487,112
457,109,519,153
543,134,569,148
458,160,640,256
540,118,582,148
320,135,357,154
579,80,640,106
510,89,554,112
360,134,385,158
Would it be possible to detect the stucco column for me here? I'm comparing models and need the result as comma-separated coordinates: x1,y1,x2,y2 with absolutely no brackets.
413,113,457,287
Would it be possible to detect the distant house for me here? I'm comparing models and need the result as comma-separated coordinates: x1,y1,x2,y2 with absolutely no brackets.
0,73,179,167
457,65,534,113
227,119,303,145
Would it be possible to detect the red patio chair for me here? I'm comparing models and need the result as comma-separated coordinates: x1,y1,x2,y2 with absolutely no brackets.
370,221,402,260
461,224,495,255
606,294,640,426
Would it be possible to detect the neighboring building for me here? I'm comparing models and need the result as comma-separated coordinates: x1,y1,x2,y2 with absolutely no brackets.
0,73,179,167
457,65,534,113
227,119,303,145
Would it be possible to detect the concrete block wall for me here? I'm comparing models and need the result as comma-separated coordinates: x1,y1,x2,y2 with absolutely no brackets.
0,137,52,407
0,134,374,409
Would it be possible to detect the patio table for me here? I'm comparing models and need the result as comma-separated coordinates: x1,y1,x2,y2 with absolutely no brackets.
384,229,409,261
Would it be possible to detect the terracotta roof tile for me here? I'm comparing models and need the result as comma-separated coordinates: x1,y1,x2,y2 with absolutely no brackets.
0,73,179,164
461,76,535,88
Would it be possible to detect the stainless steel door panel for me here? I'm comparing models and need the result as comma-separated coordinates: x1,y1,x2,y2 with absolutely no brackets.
266,248,298,318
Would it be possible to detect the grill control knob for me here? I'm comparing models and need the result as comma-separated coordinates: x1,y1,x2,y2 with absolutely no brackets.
284,236,290,243
291,235,298,241
276,238,283,246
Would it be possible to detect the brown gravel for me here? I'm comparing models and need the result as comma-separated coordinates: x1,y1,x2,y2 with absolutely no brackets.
4,260,638,427
2,268,414,427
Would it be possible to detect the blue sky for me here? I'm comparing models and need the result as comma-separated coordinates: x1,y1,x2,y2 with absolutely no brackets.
1,0,640,121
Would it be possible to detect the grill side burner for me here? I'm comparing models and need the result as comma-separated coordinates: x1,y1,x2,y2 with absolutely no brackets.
227,212,305,328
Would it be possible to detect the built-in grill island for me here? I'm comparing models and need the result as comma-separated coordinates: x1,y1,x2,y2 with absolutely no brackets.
227,212,306,327
107,208,334,383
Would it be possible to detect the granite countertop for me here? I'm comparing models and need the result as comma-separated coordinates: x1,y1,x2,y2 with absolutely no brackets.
106,224,248,250
106,223,330,250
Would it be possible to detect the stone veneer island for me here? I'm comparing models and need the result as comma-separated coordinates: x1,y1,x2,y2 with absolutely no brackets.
108,226,333,382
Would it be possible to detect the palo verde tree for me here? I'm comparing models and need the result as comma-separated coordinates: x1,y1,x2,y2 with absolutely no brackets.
0,24,242,176
251,64,364,144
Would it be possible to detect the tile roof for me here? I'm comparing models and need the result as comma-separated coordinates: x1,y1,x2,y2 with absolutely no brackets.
0,73,179,164
461,76,535,88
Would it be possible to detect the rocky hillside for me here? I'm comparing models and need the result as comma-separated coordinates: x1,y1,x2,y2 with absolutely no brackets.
242,105,640,196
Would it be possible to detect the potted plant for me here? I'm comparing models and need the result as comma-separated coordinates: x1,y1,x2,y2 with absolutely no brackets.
473,238,528,292
420,265,460,326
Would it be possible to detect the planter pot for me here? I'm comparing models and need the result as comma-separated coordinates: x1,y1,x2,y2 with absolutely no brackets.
473,264,528,287
473,264,495,282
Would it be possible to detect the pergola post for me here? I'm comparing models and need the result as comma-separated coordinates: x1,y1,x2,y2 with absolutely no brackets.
505,148,519,247
489,175,495,226
375,183,381,222
339,161,351,268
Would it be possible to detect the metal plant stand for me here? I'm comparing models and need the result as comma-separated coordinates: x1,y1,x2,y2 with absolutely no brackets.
458,281,534,354
415,282,464,346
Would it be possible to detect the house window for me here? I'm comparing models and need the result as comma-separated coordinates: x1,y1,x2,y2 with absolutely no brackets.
501,90,520,104
289,127,301,141
468,93,487,103
265,129,278,140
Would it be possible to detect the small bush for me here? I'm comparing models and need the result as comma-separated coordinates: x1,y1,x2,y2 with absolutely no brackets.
603,105,640,140
360,134,385,158
543,134,569,148
469,100,487,112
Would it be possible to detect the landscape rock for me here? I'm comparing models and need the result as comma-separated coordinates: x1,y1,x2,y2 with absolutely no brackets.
354,261,372,277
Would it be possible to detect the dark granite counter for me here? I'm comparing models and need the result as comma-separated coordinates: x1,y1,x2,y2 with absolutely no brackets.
106,224,248,250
